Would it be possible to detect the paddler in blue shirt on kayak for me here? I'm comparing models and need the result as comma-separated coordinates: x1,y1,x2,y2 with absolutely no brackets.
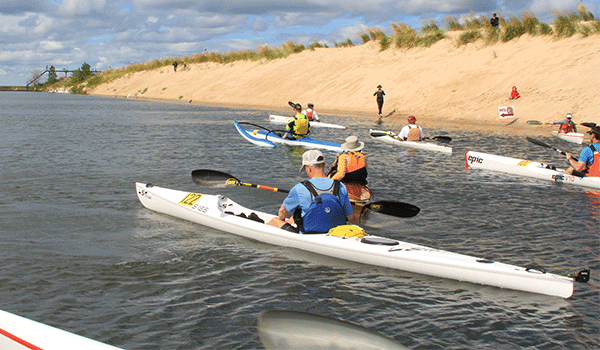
283,102,310,139
564,126,600,177
267,150,354,233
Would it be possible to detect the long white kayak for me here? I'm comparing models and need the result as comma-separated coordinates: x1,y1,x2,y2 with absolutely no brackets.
552,131,584,144
369,129,452,154
269,114,348,129
465,150,600,190
234,121,342,151
0,309,123,350
136,182,589,298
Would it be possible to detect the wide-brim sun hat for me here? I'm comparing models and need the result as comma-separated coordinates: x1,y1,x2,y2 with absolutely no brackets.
341,135,364,152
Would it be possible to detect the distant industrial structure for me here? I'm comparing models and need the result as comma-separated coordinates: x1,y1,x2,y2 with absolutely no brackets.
0,66,103,91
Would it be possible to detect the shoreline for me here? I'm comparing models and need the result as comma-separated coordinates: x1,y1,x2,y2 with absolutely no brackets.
88,32,600,132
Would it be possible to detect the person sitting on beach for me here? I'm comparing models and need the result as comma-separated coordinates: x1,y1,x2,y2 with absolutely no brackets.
283,103,310,139
267,150,354,233
397,115,425,141
302,103,320,122
509,86,520,100
548,113,577,133
564,127,600,177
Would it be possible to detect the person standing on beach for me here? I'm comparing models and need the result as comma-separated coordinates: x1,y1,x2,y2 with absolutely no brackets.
302,103,320,122
548,113,577,133
397,115,425,141
374,85,385,120
173,61,178,72
490,13,499,29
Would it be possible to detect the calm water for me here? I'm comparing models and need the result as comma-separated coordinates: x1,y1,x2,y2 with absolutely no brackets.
0,92,598,349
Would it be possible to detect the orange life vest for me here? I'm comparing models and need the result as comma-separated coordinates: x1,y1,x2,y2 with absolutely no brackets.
407,125,422,141
585,146,600,177
336,151,368,185
305,109,314,121
559,122,575,133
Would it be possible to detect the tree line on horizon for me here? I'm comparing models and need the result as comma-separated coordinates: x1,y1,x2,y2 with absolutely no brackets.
42,5,598,94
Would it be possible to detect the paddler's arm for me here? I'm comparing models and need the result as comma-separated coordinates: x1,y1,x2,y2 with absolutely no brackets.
329,155,348,181
277,203,290,221
565,152,586,172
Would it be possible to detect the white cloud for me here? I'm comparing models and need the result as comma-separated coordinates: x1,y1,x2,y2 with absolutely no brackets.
39,40,65,51
58,0,107,15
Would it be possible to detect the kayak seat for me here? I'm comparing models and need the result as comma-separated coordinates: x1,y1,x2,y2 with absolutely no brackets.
224,211,265,223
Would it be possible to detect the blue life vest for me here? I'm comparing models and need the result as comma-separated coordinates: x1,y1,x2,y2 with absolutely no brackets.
294,180,347,234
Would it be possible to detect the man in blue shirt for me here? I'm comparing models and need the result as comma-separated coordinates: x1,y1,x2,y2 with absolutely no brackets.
267,150,354,233
565,127,600,177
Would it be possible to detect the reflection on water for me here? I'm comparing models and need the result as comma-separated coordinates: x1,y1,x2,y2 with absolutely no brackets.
0,92,598,350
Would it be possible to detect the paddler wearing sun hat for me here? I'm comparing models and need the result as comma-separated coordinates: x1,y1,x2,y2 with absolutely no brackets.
328,136,368,186
397,115,425,141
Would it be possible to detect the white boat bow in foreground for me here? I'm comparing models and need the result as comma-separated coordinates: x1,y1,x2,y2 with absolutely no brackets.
136,182,589,298
0,309,123,350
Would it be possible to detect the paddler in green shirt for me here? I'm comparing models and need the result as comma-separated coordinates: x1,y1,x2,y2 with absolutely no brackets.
283,103,310,139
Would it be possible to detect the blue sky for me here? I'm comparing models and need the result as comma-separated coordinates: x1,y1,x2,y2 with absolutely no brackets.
0,0,598,86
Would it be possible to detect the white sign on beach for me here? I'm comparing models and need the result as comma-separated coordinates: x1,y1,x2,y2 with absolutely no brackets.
498,106,515,118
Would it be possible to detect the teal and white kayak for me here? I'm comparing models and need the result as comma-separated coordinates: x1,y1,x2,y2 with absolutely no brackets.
0,309,123,350
369,129,453,154
465,150,600,190
136,182,588,298
234,121,342,151
269,114,348,129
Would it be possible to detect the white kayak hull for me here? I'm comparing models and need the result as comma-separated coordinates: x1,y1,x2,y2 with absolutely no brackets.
0,309,123,350
465,150,600,190
234,121,342,151
552,131,584,144
136,182,577,298
269,115,347,129
369,129,452,154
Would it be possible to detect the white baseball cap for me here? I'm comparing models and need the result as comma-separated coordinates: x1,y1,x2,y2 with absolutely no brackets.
300,150,325,171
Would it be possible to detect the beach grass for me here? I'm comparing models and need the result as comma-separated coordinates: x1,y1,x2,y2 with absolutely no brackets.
43,6,600,93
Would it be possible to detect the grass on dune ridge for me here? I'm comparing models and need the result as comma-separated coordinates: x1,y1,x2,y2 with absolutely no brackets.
46,5,599,93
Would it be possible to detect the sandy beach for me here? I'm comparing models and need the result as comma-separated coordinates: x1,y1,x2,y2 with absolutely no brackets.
89,31,600,129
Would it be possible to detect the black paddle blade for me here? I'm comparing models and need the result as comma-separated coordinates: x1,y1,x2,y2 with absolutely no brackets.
430,136,452,143
526,136,550,148
364,201,420,218
191,169,240,188
580,122,597,128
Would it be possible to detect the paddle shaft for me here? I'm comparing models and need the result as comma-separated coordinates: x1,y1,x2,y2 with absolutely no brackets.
526,137,577,159
239,182,289,193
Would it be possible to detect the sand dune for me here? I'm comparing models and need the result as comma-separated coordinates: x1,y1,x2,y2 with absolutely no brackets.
90,32,600,128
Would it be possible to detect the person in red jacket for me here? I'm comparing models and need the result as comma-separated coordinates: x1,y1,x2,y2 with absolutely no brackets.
509,86,520,100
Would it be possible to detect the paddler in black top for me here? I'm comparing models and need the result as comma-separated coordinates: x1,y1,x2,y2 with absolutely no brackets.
283,103,310,139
